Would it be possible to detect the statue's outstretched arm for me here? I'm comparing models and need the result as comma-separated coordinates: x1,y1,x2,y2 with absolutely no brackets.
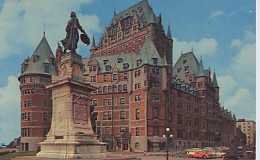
76,18,85,34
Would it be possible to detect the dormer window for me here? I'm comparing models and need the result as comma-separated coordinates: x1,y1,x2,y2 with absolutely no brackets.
50,57,55,65
105,65,111,71
183,59,187,64
44,63,50,73
21,63,28,73
177,67,181,73
33,55,39,63
152,58,158,65
123,63,129,70
93,66,97,71
118,58,123,63
184,65,189,71
103,60,108,65
136,59,142,66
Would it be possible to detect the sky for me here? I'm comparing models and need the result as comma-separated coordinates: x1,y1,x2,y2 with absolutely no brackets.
0,0,256,144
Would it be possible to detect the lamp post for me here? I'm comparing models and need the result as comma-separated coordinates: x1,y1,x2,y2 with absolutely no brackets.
163,127,173,160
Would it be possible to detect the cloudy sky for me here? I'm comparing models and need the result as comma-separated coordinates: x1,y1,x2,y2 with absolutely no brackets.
0,0,256,144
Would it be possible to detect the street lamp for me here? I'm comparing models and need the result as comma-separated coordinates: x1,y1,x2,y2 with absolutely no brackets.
163,127,173,160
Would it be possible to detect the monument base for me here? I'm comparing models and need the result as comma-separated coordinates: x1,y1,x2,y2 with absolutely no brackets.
37,139,107,159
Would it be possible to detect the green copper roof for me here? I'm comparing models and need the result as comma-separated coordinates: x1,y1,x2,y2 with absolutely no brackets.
109,0,156,29
20,35,57,77
197,58,207,78
84,36,166,73
213,71,219,88
167,25,172,39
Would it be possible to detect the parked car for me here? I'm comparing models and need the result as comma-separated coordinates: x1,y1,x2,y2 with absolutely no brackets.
196,150,215,159
214,150,226,158
186,148,202,158
0,143,6,149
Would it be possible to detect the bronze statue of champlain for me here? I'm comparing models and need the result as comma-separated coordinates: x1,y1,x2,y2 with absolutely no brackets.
61,12,90,53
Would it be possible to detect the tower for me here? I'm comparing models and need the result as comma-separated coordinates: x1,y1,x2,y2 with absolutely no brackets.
18,35,57,151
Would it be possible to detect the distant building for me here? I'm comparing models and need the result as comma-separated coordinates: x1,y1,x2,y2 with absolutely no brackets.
18,35,57,151
236,119,256,145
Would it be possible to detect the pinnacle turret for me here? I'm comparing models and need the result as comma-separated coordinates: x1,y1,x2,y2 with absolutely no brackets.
167,25,172,39
213,70,219,88
197,58,206,77
91,36,96,50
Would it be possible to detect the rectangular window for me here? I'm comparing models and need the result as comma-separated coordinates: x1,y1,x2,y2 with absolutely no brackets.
21,112,32,121
152,68,155,75
187,116,191,126
120,127,126,134
113,74,118,80
169,112,173,122
92,99,97,106
107,99,112,105
136,127,140,136
104,127,110,135
124,73,128,79
156,68,160,75
195,107,200,113
138,70,141,76
195,118,199,126
120,111,126,120
103,112,108,120
153,127,159,136
177,101,182,109
177,130,183,138
152,93,160,100
103,99,108,106
103,74,107,81
43,112,51,121
120,98,126,104
198,82,203,88
177,91,182,98
21,128,32,137
153,107,159,119
152,58,158,65
135,94,141,101
136,109,140,120
177,114,182,124
108,111,112,120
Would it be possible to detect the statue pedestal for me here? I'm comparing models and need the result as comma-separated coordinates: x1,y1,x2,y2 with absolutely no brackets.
37,52,107,159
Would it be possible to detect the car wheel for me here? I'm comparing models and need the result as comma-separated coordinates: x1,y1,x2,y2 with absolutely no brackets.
203,155,207,159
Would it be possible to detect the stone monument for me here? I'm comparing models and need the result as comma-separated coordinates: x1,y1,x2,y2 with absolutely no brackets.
37,12,106,159
36,52,107,159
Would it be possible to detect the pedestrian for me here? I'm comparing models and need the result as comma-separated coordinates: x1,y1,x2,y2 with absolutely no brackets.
144,150,146,156
179,151,182,158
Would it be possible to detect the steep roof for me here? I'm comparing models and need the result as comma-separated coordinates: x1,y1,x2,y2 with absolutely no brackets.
213,71,219,88
109,0,156,29
167,25,172,39
197,58,207,78
172,52,200,80
84,36,166,73
20,35,57,77
173,52,209,82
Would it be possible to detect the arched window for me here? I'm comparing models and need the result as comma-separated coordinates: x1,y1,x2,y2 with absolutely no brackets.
113,85,117,93
103,86,107,93
123,84,127,91
98,87,102,93
108,86,112,93
118,85,122,92
135,142,140,149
